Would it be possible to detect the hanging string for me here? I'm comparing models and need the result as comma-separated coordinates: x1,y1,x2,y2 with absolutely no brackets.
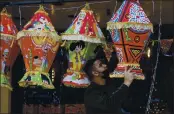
72,7,80,23
152,0,155,16
51,4,55,15
88,0,111,5
145,0,162,114
113,0,118,14
19,1,111,11
19,6,22,30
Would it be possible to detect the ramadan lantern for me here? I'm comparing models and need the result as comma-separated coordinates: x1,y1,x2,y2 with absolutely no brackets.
0,8,19,90
107,0,153,80
17,5,60,89
61,3,105,88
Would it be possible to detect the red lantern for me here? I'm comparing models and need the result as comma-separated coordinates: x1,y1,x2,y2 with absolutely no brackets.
107,0,153,80
17,5,60,89
0,8,19,90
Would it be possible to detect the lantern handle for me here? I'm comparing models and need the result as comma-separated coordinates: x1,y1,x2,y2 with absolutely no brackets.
1,8,8,14
39,4,46,12
83,3,90,10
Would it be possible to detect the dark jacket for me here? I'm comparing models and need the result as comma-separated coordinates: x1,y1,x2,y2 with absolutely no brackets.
84,82,129,114
84,45,128,114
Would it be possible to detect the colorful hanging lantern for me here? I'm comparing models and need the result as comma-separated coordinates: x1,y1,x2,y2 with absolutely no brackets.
0,8,19,90
107,0,153,80
17,5,60,89
160,39,173,56
61,3,105,88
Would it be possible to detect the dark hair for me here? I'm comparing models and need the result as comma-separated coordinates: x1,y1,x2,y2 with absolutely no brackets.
84,44,119,80
83,59,96,81
69,41,85,51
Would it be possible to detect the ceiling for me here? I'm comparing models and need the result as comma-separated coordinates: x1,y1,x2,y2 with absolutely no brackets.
1,0,174,30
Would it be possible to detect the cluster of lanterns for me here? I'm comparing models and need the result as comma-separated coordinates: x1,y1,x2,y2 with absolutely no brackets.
1,0,155,90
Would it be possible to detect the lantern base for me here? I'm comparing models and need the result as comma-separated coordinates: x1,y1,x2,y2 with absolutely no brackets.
0,74,13,91
109,63,145,80
18,71,55,89
62,71,90,88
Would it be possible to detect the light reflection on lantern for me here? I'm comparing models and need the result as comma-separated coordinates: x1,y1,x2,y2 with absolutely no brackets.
95,13,100,23
147,48,151,58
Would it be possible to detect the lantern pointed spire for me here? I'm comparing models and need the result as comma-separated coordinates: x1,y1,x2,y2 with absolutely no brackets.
62,3,105,43
107,0,153,32
83,3,90,10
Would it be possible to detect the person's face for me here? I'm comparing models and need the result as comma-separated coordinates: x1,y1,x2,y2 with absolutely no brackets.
93,59,107,74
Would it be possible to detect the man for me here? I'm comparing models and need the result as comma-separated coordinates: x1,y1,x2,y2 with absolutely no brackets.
83,45,136,114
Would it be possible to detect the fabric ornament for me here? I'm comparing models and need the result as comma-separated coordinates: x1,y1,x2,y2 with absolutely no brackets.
17,5,60,89
107,0,153,80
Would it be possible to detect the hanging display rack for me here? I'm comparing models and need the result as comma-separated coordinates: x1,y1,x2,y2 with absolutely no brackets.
0,0,108,6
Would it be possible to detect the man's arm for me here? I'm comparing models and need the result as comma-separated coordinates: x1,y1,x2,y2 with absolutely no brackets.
84,84,129,108
108,51,119,73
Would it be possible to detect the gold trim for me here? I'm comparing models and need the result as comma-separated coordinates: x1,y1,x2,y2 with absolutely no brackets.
63,82,89,88
61,34,105,44
18,71,55,89
107,22,153,33
109,74,145,80
0,33,16,39
18,81,55,89
0,84,13,91
17,30,60,41
117,63,140,66
24,71,49,77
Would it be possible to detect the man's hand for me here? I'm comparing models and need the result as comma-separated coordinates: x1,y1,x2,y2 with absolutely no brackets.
123,67,136,87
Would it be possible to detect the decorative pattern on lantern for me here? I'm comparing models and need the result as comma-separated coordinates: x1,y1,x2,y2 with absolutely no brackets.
17,5,60,89
107,0,153,80
0,8,19,90
61,3,105,88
